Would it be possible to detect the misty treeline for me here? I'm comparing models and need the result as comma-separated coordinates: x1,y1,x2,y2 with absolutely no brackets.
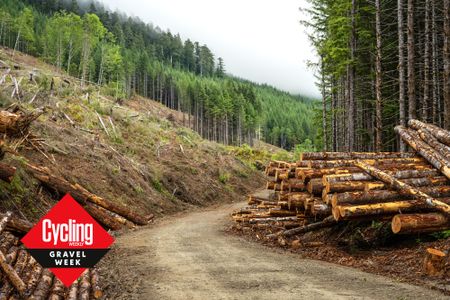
305,0,450,151
0,0,318,150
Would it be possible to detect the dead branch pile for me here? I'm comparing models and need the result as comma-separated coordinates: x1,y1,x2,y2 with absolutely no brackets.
232,120,450,240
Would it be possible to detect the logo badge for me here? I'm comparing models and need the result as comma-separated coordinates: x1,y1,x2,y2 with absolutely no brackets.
21,194,114,286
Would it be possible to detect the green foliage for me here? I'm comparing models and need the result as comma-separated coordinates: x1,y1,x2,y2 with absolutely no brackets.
218,171,231,184
431,230,450,240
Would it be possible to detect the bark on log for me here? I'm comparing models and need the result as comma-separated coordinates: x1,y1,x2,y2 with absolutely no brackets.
300,152,418,161
306,178,324,195
268,209,297,217
395,126,450,179
336,198,450,220
323,169,440,185
0,249,27,298
409,119,450,147
91,269,102,299
0,163,15,183
307,157,425,169
418,128,450,160
0,233,18,254
47,278,65,300
0,108,45,136
423,248,447,276
0,212,12,234
66,280,78,300
267,216,336,238
391,213,450,234
363,176,448,192
28,269,53,300
332,187,450,206
78,270,91,300
0,212,33,234
312,201,331,216
84,202,124,230
355,161,450,216
300,164,432,181
25,163,150,225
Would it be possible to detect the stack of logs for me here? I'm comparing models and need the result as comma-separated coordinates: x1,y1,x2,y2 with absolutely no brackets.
232,119,450,240
0,107,153,298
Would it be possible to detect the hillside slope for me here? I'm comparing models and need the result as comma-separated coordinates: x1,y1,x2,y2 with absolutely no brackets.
0,47,272,222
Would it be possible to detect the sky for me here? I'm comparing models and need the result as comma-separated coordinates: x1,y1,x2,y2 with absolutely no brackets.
99,0,320,97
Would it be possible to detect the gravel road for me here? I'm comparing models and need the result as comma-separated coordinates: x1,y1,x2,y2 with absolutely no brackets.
107,202,449,300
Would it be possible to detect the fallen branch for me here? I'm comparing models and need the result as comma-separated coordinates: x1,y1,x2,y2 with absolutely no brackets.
267,216,336,239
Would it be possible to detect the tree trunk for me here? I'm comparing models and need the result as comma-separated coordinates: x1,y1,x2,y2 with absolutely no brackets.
300,152,417,161
409,119,450,147
391,213,450,234
444,0,450,129
354,161,450,215
335,199,450,220
417,129,450,160
91,269,102,299
28,269,53,300
423,248,447,276
395,126,450,179
398,0,406,152
332,189,450,206
375,0,383,151
25,163,151,225
407,0,416,120
423,0,431,121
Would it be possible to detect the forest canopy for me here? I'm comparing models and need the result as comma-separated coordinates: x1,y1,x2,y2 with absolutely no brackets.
0,0,318,150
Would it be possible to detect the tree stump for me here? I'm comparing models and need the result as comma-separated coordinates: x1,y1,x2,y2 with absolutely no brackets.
423,248,447,276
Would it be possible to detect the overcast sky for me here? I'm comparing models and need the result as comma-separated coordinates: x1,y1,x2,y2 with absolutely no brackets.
100,0,320,97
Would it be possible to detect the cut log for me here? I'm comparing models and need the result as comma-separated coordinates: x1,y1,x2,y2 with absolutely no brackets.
47,278,65,300
306,178,324,195
0,249,27,298
337,198,450,220
307,157,425,169
28,269,53,300
0,212,33,234
300,151,418,161
423,248,447,276
0,233,18,254
0,107,45,136
78,270,91,300
268,209,297,217
409,119,450,147
84,202,124,230
0,212,12,234
391,213,450,234
417,128,450,160
66,280,78,300
323,169,440,185
363,176,448,192
0,163,16,183
395,126,450,179
312,201,331,216
332,187,450,206
267,216,336,238
25,163,150,225
354,161,450,216
91,269,103,299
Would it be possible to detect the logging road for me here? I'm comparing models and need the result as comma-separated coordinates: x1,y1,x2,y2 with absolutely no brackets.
110,201,449,300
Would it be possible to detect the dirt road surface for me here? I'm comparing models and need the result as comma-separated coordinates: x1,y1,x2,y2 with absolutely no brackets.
103,202,449,300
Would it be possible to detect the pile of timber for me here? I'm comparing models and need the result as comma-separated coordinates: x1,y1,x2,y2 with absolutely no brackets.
0,212,103,299
232,120,450,239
